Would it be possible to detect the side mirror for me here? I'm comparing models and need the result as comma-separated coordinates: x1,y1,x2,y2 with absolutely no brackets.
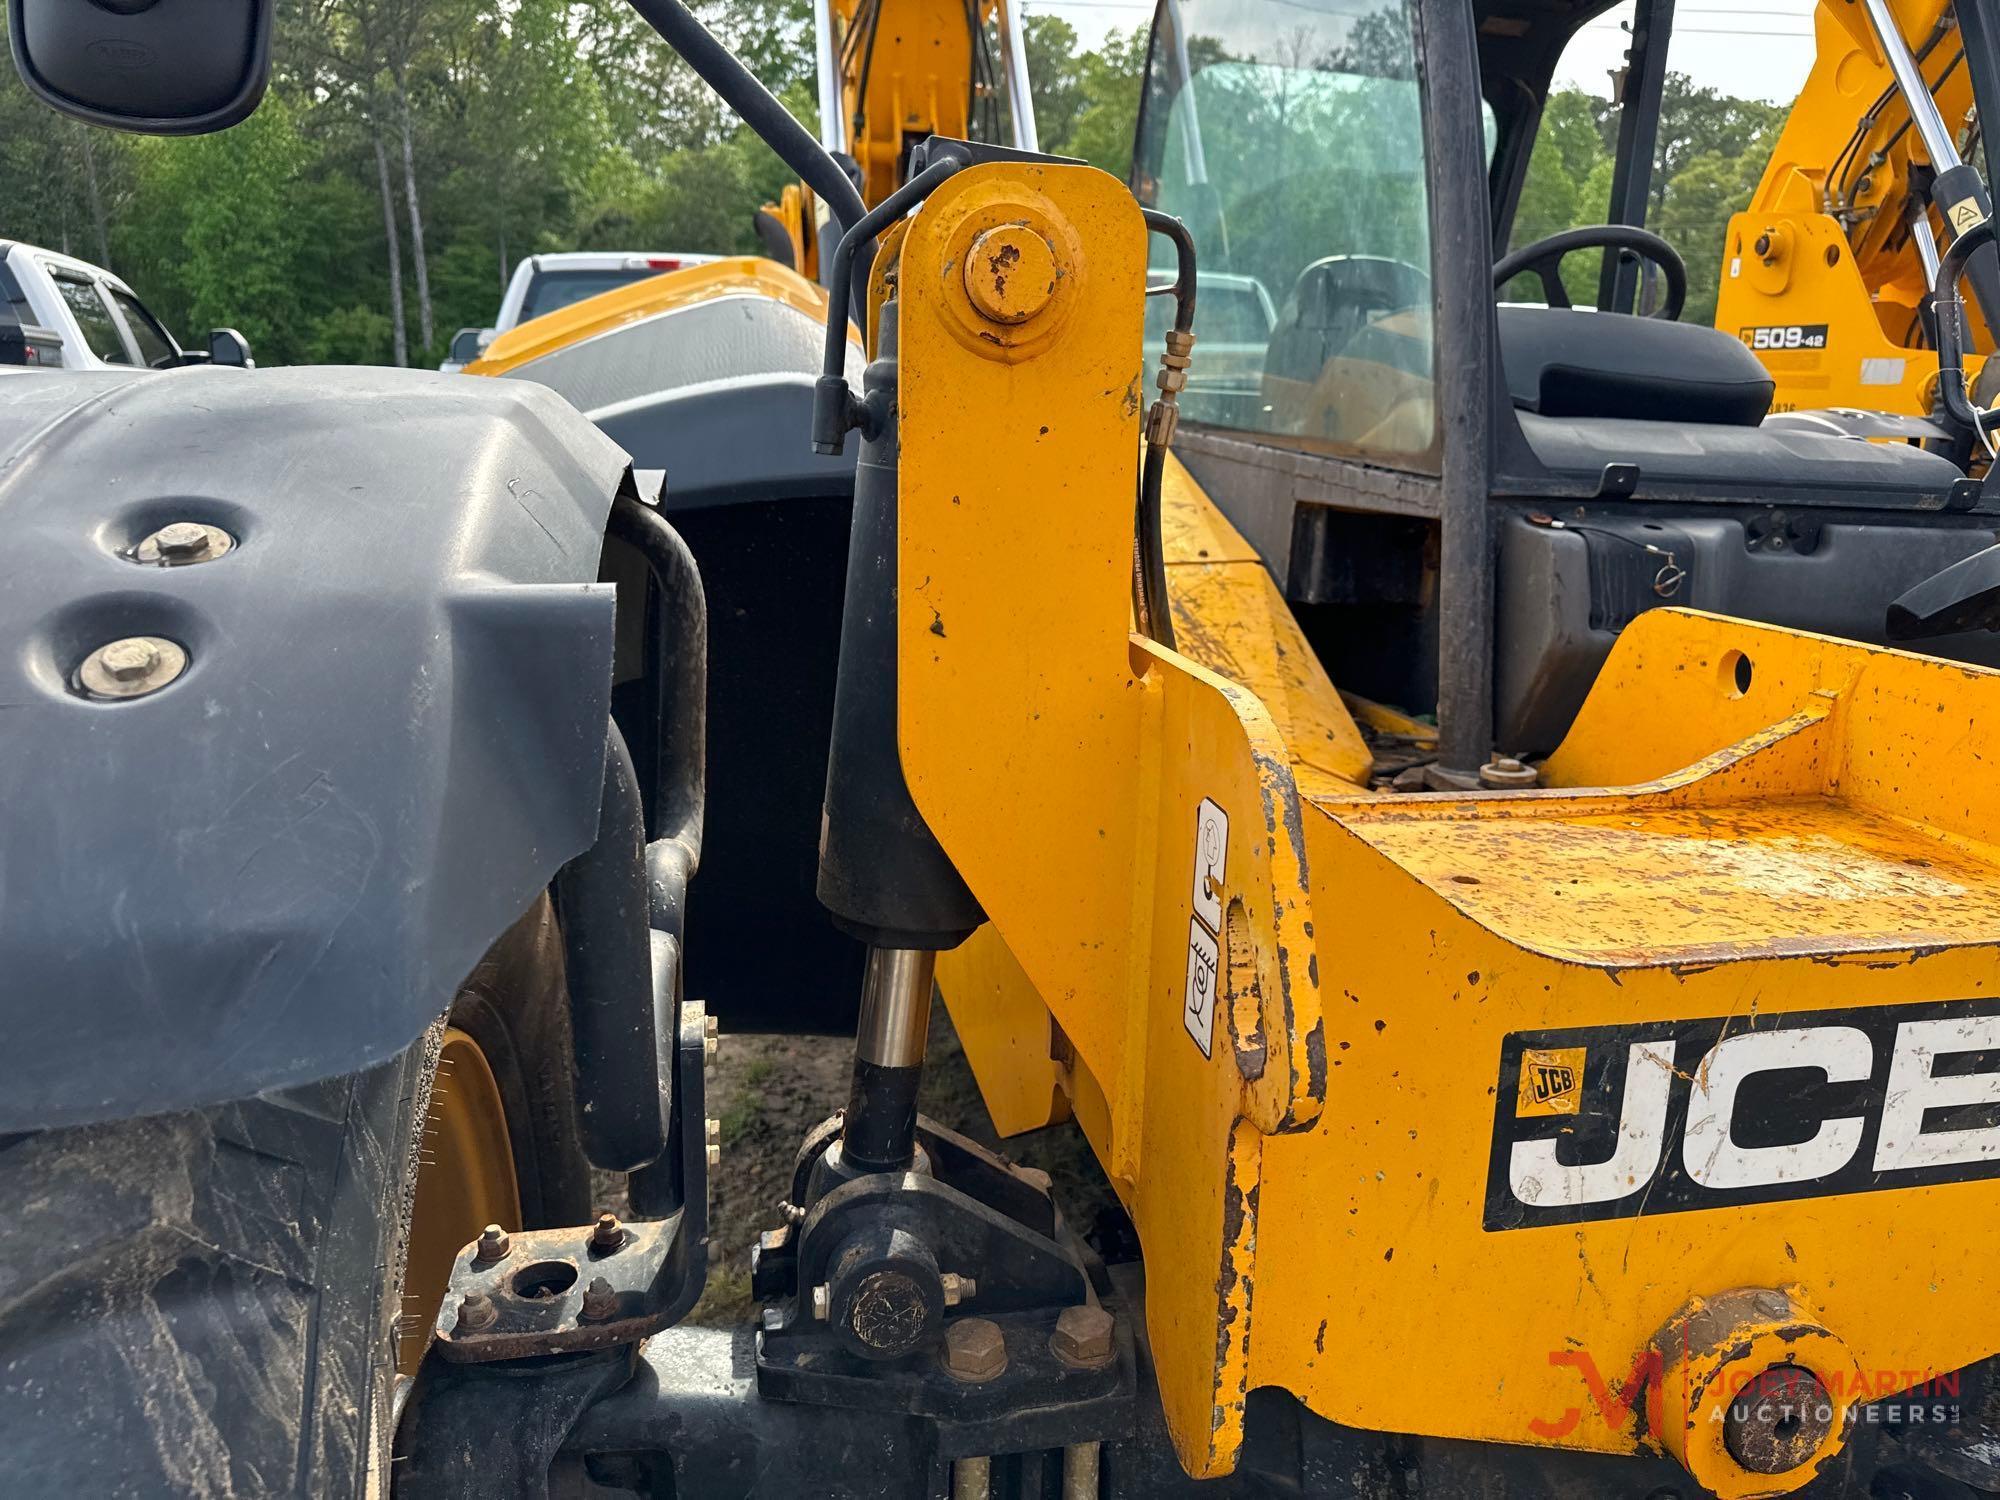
9,0,273,135
448,327,489,364
207,329,253,369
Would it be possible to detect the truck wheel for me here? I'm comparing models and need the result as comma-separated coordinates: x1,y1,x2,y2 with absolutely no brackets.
0,897,589,1497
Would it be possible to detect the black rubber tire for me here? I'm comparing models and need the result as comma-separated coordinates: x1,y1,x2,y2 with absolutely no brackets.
0,1022,440,1497
0,898,590,1498
448,895,593,1229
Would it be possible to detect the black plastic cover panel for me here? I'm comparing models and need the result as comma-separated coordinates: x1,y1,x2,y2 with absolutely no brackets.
0,367,625,1129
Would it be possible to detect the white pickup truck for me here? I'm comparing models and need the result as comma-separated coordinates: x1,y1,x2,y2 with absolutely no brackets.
0,241,249,370
440,251,715,372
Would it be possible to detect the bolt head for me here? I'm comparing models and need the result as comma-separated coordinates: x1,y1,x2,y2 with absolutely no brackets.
811,1284,831,1321
134,520,233,566
456,1292,498,1332
962,224,1059,326
1051,1304,1115,1368
943,1317,1008,1381
941,1272,977,1308
156,522,212,557
474,1223,511,1263
77,635,186,699
592,1212,624,1251
579,1276,619,1322
101,639,160,680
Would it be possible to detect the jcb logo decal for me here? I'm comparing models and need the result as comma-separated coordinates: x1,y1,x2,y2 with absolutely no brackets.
1484,999,2000,1230
1517,1048,1584,1117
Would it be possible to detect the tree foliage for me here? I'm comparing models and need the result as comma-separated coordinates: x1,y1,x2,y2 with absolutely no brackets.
0,0,836,365
0,8,1786,360
1512,74,1788,323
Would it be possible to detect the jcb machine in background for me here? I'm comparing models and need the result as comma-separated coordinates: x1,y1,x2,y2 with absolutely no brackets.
10,5,2000,1500
1718,0,2000,420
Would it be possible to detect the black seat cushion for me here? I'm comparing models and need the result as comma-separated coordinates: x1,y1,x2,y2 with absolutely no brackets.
1497,305,1775,426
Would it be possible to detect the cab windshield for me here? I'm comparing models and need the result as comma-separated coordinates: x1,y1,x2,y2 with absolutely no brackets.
1135,0,1437,463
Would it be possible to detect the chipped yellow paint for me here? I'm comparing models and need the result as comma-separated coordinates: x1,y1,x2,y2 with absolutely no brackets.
466,256,839,377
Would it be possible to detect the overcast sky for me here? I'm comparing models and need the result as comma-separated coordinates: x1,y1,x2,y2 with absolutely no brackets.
1018,0,1822,104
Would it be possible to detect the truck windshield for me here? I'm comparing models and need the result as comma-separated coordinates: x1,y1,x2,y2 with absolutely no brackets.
1134,0,1437,463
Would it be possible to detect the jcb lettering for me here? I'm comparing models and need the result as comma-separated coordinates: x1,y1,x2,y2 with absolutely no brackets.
1485,1001,2000,1229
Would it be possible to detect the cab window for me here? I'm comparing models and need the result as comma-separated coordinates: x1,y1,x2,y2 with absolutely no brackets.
47,269,133,364
1135,0,1437,464
109,288,177,368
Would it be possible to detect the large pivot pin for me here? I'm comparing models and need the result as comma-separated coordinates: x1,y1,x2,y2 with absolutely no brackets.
962,223,1057,325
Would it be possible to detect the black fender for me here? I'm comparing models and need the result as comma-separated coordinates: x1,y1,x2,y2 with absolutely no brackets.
0,366,628,1130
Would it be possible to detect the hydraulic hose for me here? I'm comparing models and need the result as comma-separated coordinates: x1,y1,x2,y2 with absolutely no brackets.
626,0,867,250
812,154,966,453
1934,212,2000,435
1136,209,1199,650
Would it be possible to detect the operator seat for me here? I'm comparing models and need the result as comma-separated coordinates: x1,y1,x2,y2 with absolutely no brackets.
1492,303,1962,496
1495,304,1774,426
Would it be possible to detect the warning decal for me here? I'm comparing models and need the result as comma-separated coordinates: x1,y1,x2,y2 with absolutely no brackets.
1183,798,1229,1057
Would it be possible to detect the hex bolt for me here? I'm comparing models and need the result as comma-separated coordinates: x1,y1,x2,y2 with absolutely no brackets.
474,1223,512,1263
579,1276,619,1322
704,1014,720,1061
943,1317,1008,1382
592,1212,624,1252
941,1272,978,1308
811,1284,831,1321
77,635,187,700
1051,1304,1115,1369
1753,1289,1791,1320
456,1292,498,1332
157,522,212,557
1477,754,1540,790
102,639,159,680
706,1116,722,1169
133,520,234,566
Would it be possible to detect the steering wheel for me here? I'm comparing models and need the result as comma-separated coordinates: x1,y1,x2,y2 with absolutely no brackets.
1493,225,1687,319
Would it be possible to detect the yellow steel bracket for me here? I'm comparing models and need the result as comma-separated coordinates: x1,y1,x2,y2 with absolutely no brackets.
893,162,1326,1476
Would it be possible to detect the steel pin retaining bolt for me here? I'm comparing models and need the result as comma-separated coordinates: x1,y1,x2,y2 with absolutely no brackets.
1051,1304,1115,1369
592,1212,624,1252
457,1292,498,1332
811,1284,831,1321
78,635,187,699
943,1318,1008,1382
474,1224,511,1263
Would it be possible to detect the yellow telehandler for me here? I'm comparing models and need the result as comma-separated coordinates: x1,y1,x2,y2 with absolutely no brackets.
8,0,2000,1496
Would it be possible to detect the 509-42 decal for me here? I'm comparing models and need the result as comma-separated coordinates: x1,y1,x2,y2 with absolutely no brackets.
1484,998,2000,1230
1739,322,1829,351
